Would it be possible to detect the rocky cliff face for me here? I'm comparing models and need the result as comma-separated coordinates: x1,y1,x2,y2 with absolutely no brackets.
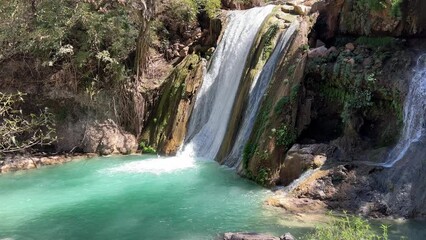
312,0,426,44
141,54,205,155
234,0,426,218
240,12,317,185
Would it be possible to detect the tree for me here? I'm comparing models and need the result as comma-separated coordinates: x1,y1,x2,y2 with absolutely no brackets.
0,92,56,154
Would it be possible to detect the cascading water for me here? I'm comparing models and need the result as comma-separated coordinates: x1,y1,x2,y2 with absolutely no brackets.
222,22,299,168
379,54,426,168
181,6,274,159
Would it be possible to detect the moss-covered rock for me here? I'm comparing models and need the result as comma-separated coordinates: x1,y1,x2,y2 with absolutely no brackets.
141,54,204,155
302,38,413,155
216,5,291,163
240,14,318,187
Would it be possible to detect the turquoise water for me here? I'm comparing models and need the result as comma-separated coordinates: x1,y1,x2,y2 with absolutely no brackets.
0,155,425,240
0,155,312,240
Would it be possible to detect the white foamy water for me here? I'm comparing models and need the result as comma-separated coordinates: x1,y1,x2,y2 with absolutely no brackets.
181,6,275,160
378,55,426,168
223,21,299,168
103,156,196,174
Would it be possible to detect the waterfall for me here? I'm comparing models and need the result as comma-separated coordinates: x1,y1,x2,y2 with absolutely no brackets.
181,6,275,159
223,22,299,168
379,54,426,168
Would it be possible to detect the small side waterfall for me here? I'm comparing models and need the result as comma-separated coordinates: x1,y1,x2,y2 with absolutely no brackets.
380,55,426,168
181,6,274,159
223,22,299,168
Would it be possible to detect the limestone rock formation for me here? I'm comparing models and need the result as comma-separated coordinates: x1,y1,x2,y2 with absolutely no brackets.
278,144,337,185
141,54,205,155
82,120,138,155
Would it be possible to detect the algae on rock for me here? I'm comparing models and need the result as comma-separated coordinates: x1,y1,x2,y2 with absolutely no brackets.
141,54,204,155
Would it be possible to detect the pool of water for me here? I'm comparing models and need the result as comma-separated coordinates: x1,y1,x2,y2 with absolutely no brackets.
0,155,314,240
0,155,424,240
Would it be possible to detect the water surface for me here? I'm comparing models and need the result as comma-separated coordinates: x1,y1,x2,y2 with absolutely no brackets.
0,155,312,240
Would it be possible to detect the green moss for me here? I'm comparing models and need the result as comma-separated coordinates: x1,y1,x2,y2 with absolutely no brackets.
243,143,257,169
243,99,272,170
139,141,157,154
274,124,296,148
143,54,200,148
356,37,396,48
261,24,279,61
304,212,390,240
391,0,403,17
357,0,387,11
290,84,300,101
274,96,290,115
255,168,270,185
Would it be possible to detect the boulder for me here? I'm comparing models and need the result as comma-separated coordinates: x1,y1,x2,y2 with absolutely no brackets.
345,42,355,51
278,144,337,185
83,119,137,155
223,232,280,240
280,233,295,240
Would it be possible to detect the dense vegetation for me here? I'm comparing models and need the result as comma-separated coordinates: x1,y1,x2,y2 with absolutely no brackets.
305,213,390,240
0,0,224,153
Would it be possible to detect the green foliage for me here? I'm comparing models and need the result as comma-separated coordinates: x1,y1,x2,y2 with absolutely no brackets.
165,0,221,22
167,0,199,22
273,124,296,148
243,143,257,169
139,141,157,154
357,0,387,11
198,0,222,18
256,168,270,185
357,0,402,17
274,96,290,114
304,213,389,240
356,37,396,48
0,92,56,154
0,0,139,89
261,24,279,61
290,84,300,100
391,0,403,17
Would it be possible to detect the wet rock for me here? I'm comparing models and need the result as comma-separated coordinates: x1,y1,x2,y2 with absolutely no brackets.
313,155,326,168
331,165,347,182
293,4,310,16
0,154,95,173
280,233,295,240
310,0,345,42
223,232,280,240
307,46,337,58
308,46,328,58
266,196,327,213
315,39,325,48
278,144,337,185
280,5,295,13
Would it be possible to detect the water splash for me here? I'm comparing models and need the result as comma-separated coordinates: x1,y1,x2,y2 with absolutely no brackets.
181,6,275,159
103,156,196,174
223,22,299,168
379,54,426,168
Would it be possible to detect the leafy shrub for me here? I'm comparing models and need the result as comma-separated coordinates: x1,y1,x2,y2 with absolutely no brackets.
198,0,222,18
304,213,389,240
356,37,396,48
273,124,296,148
0,92,56,154
0,0,139,88
139,142,157,154
274,96,290,114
